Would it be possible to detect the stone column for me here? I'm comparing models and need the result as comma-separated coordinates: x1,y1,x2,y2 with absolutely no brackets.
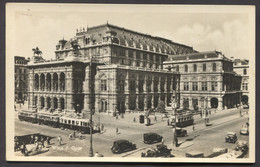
58,73,60,92
151,76,154,93
158,76,161,93
45,74,48,91
44,97,48,110
218,97,223,110
125,71,129,94
133,51,136,66
125,96,130,112
136,75,139,94
58,98,62,111
37,96,41,110
51,73,54,91
144,95,148,111
151,96,154,108
135,96,139,110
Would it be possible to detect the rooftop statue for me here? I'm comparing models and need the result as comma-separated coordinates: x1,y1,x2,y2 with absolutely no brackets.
70,40,81,51
32,47,43,56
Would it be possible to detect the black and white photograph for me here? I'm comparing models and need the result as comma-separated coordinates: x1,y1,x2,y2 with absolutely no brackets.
5,3,255,163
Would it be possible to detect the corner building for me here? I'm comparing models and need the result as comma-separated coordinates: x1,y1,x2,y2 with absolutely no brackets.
164,51,242,110
27,23,195,116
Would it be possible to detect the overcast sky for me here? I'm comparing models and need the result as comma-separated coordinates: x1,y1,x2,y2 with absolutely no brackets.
7,4,254,60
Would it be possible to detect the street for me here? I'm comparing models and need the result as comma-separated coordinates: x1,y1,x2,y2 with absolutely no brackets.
14,104,249,158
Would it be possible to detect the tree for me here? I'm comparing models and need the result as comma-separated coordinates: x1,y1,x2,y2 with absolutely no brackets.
156,100,166,113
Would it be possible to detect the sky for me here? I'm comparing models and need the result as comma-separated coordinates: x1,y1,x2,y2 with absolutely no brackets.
7,4,254,60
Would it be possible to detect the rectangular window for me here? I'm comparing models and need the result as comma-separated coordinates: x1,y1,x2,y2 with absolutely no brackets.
184,82,189,91
211,82,218,91
203,64,206,72
101,80,107,91
242,83,248,90
192,82,198,91
202,82,207,91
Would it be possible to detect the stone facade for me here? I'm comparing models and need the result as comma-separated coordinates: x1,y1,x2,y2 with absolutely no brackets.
27,23,195,116
15,56,29,102
164,51,242,110
233,59,249,104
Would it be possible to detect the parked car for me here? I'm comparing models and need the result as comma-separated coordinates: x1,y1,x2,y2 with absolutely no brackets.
240,124,249,135
235,140,248,155
225,132,237,143
175,127,187,137
143,133,163,144
141,144,172,157
185,151,204,158
111,140,136,154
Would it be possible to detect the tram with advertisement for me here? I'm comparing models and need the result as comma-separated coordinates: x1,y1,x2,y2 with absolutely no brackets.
37,113,59,128
59,116,92,134
18,110,37,123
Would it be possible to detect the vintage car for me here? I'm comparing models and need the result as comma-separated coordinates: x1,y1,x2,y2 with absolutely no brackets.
185,151,204,158
111,140,136,154
235,140,249,155
141,144,172,157
175,127,187,137
240,124,249,135
143,133,163,144
225,132,237,143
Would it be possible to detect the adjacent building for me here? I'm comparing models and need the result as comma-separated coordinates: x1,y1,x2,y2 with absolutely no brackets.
164,51,242,110
26,23,195,117
15,56,29,102
233,59,249,105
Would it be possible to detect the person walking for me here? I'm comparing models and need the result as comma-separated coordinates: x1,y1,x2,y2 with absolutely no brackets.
116,128,119,134
161,137,165,145
40,137,45,148
193,124,195,131
69,133,73,140
167,119,170,126
73,131,76,138
79,132,82,140
46,136,51,145
133,117,136,122
101,124,104,131
57,136,62,145
154,115,157,121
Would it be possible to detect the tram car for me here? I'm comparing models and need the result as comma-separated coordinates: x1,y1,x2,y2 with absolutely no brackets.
171,112,194,128
37,113,59,128
18,110,37,124
59,116,92,134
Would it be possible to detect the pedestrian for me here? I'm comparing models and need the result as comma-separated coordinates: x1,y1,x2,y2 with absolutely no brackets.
69,133,73,140
101,124,104,131
57,136,62,145
79,132,82,140
175,138,178,147
200,112,202,118
19,103,21,108
167,119,170,126
116,128,119,134
98,126,101,133
30,135,35,144
14,105,16,111
73,131,76,138
209,110,211,115
133,117,136,122
154,115,157,121
46,136,51,145
116,115,118,120
193,124,195,131
161,137,164,145
40,137,45,148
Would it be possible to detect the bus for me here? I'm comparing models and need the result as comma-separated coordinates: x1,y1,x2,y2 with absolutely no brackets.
59,116,92,134
18,110,37,123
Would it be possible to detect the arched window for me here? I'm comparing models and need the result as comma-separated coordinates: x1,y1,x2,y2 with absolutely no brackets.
185,65,188,72
203,64,206,72
193,64,197,72
213,63,217,72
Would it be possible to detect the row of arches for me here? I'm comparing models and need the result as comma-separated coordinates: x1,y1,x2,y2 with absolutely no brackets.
34,72,66,92
34,96,65,111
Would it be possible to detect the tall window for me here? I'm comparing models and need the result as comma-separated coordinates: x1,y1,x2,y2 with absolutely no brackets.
242,83,248,90
203,64,206,72
213,63,216,72
192,82,198,91
184,82,189,91
202,82,207,91
193,64,197,72
118,79,125,92
176,65,179,72
243,69,247,75
130,80,136,92
211,82,218,91
139,80,144,92
101,80,107,91
185,65,188,72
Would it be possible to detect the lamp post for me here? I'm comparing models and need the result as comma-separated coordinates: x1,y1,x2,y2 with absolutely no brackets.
89,56,94,157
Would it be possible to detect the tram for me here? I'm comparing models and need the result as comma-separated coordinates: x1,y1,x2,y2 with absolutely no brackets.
37,113,59,128
171,112,194,128
18,110,37,123
59,116,92,134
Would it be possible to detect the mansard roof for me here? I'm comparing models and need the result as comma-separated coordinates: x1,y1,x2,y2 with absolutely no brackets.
166,51,232,62
60,23,195,55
